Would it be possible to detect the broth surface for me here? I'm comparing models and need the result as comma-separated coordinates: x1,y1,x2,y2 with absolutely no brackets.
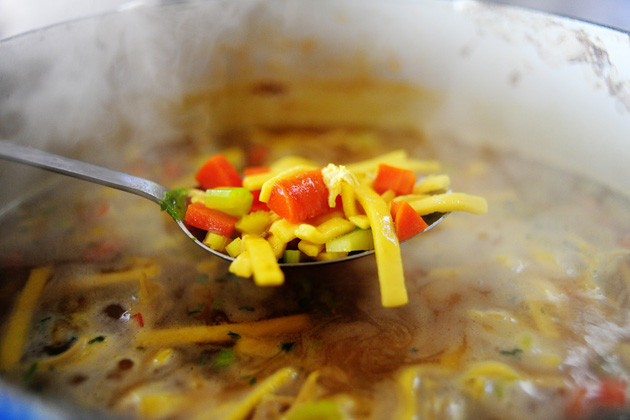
0,130,629,420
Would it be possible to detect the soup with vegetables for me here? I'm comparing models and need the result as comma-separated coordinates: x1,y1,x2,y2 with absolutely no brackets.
0,129,629,420
172,149,486,307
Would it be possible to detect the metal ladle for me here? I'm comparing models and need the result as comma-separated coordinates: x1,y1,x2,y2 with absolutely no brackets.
0,140,446,267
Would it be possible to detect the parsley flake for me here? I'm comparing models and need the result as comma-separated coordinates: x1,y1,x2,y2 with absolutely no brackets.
88,335,106,344
188,304,205,316
160,188,188,221
239,306,255,312
213,349,235,369
227,331,241,340
499,348,523,358
23,362,38,387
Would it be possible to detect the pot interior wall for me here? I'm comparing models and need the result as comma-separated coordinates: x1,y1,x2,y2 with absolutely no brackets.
0,0,629,196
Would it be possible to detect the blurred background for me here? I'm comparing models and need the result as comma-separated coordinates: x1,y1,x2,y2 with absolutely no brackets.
0,0,629,39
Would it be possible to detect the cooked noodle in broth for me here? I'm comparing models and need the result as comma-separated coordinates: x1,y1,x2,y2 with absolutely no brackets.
0,129,629,420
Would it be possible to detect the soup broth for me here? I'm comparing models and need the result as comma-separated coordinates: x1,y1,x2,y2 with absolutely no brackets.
0,129,629,420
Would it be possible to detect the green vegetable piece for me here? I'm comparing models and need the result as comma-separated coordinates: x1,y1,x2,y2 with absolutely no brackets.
161,188,188,221
188,304,205,316
285,400,344,420
499,348,523,358
23,362,38,387
213,349,236,369
204,187,253,216
227,331,241,340
239,306,255,312
88,335,106,344
325,229,374,253
283,250,301,264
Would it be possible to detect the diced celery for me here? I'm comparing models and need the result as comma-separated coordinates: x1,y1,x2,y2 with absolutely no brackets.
225,237,243,257
283,250,301,264
204,188,253,216
326,229,374,252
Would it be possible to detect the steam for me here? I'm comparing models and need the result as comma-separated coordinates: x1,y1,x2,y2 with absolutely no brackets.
0,1,260,204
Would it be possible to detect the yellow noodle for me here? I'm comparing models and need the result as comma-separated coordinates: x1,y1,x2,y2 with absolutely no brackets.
0,266,52,369
295,217,355,245
340,182,359,218
355,183,408,307
223,367,298,420
347,150,439,174
243,235,284,286
229,251,253,278
282,371,322,419
396,366,419,420
413,174,450,194
297,240,324,258
74,263,160,288
459,361,521,400
407,192,488,216
134,314,310,347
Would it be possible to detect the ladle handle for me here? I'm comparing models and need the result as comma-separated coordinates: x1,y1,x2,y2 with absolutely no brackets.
0,141,168,204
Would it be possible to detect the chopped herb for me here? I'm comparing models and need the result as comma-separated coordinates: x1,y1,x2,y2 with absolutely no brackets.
39,316,52,323
499,348,523,358
227,331,241,340
410,347,418,354
213,299,223,310
23,362,38,387
88,335,106,344
160,187,188,221
136,346,145,351
215,272,239,283
213,349,235,369
188,304,205,316
239,306,255,312
240,374,257,385
280,342,296,353
540,306,546,314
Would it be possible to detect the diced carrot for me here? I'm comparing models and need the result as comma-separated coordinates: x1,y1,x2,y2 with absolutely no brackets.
195,154,242,190
391,200,428,242
565,387,589,419
372,163,416,195
249,190,270,213
598,378,626,408
244,166,271,177
131,313,145,328
266,169,330,223
183,202,238,237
